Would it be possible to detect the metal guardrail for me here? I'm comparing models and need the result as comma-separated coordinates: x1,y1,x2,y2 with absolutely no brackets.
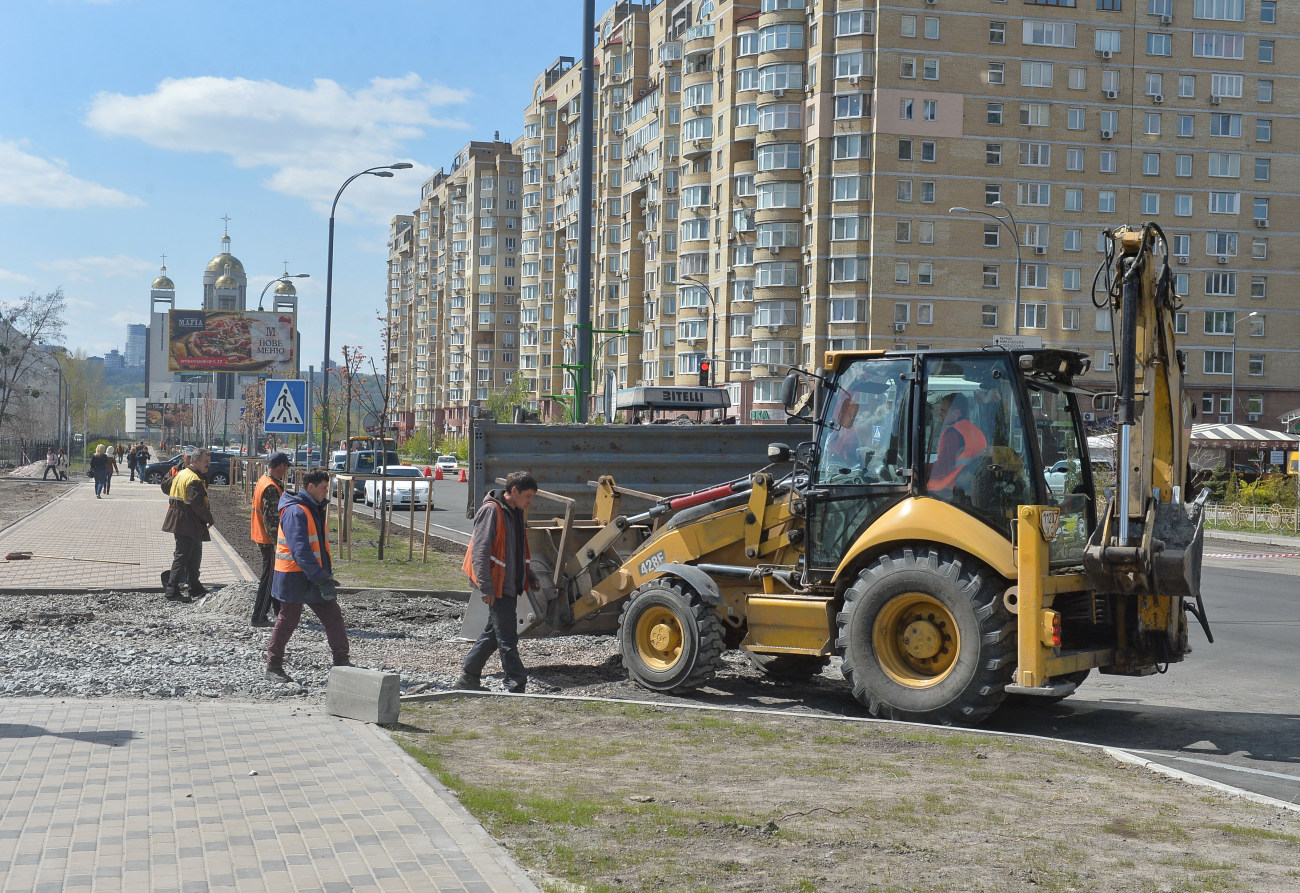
469,420,814,518
1205,502,1300,534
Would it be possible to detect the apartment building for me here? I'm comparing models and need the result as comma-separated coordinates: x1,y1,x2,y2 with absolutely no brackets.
391,0,1295,429
388,139,523,437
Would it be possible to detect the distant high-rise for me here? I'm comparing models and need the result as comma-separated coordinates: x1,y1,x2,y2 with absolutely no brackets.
125,324,146,367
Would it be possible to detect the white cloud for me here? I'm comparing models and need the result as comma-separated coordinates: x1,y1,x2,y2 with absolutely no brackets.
36,255,155,283
0,138,143,209
85,74,471,220
0,267,36,285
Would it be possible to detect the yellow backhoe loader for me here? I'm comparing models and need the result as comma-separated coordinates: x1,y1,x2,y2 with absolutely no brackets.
502,222,1208,724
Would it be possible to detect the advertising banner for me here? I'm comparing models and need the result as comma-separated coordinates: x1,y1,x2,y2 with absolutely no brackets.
167,310,295,373
145,403,190,426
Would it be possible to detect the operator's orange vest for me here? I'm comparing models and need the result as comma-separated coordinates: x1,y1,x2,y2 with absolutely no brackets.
275,503,330,573
250,475,284,545
928,419,988,491
462,500,532,599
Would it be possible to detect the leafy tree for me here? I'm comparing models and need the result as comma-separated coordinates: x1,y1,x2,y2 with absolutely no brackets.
482,373,531,422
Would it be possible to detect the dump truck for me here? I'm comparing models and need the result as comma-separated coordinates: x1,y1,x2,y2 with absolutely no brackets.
474,223,1208,724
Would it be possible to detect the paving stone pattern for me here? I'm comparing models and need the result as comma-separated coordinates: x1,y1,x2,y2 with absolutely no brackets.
0,699,537,893
0,480,254,591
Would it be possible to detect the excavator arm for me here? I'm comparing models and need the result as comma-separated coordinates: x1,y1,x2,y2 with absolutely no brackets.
1082,223,1209,666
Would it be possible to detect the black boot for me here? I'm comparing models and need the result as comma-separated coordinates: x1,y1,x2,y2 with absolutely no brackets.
452,673,484,691
265,663,293,684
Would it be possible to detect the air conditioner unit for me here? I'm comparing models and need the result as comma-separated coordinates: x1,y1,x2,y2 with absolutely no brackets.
691,139,702,148
801,245,811,255
767,245,780,255
767,324,782,334
849,75,860,86
1160,14,1173,25
1255,218,1269,228
1034,246,1047,255
1100,129,1114,140
802,204,811,214
742,286,753,298
802,165,813,175
689,103,701,112
1104,90,1119,100
804,84,814,94
712,200,720,210
1248,413,1261,422
1176,255,1189,265
894,322,906,333
773,88,785,98
800,285,810,294
727,233,736,241
1153,94,1164,104
925,0,937,5
1101,50,1113,60
1082,411,1096,422
666,186,677,194
1210,94,1221,105
1218,256,1230,265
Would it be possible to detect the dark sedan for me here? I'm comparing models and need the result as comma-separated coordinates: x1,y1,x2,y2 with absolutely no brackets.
141,452,236,487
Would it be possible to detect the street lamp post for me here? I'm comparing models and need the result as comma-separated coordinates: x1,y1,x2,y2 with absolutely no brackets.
321,163,413,451
949,202,1023,335
257,272,310,311
1230,311,1258,425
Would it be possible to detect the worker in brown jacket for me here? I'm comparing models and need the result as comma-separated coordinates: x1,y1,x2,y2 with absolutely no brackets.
162,450,215,602
250,452,290,627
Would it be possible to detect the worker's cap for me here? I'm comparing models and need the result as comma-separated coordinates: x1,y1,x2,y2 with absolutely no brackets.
267,451,291,469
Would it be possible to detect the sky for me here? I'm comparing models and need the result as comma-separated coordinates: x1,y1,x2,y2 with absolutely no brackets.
0,0,593,364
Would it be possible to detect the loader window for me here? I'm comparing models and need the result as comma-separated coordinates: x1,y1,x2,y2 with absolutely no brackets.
923,356,1033,535
1029,382,1092,565
817,358,912,486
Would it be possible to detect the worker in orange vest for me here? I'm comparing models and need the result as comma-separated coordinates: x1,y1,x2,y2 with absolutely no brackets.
454,470,540,693
250,452,290,627
265,469,348,684
927,393,988,493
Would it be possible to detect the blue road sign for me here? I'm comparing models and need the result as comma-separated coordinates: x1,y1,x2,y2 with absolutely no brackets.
264,379,307,434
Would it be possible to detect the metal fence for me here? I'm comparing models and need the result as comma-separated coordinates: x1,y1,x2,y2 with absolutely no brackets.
0,437,60,471
1205,502,1300,534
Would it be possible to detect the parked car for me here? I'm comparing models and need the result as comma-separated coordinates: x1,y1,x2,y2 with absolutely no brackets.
332,448,403,500
436,454,460,474
363,466,433,510
141,451,236,487
292,448,322,467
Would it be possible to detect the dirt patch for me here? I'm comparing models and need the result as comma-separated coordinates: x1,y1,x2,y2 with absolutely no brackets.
0,480,69,535
394,698,1300,893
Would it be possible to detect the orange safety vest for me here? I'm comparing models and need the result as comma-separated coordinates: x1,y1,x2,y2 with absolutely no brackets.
928,419,988,491
275,503,331,574
462,499,532,600
250,475,284,545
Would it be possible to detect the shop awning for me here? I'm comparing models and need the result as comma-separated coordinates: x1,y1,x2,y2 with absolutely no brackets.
1191,423,1300,452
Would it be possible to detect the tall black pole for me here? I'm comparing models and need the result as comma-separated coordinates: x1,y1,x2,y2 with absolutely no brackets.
322,214,337,451
576,0,596,422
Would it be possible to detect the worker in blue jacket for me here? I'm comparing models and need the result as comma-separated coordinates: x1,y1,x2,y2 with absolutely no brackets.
264,469,349,683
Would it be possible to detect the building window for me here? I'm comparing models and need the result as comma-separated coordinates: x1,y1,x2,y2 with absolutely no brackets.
990,21,1006,44
983,265,1000,288
1067,108,1085,130
1251,276,1267,300
984,224,1000,248
1177,115,1194,138
986,144,1002,166
898,139,913,162
1203,350,1232,375
1064,229,1082,251
987,103,1004,126
1256,119,1272,142
1147,32,1171,55
1259,40,1274,63
918,263,933,285
1022,303,1048,329
981,305,998,327
1065,188,1082,211
988,62,1005,86
1176,155,1192,177
1141,192,1160,214
1099,190,1116,213
1143,152,1160,175
894,262,910,284
898,179,913,202
1066,147,1084,171
1022,264,1048,289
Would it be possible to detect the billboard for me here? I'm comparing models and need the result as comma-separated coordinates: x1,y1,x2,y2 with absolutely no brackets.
145,402,191,427
167,310,295,373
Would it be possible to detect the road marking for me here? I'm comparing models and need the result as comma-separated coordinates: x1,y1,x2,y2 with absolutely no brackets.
1205,552,1300,560
1162,754,1300,784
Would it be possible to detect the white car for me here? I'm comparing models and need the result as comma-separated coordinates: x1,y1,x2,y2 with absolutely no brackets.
364,466,433,510
436,455,460,473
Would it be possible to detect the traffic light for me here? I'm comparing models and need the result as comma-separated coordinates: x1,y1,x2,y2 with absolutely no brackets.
698,359,711,386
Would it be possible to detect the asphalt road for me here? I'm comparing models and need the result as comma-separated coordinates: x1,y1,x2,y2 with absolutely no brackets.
987,545,1300,807
359,484,1300,805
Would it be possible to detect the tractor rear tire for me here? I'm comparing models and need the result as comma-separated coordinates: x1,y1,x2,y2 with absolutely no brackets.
619,580,725,693
836,546,1015,726
745,651,830,681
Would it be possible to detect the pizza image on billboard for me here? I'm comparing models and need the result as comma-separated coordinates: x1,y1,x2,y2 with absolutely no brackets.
167,310,295,373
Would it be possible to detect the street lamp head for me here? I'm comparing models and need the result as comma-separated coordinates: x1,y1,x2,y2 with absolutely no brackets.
948,206,972,214
387,163,414,170
372,170,395,178
991,200,1007,209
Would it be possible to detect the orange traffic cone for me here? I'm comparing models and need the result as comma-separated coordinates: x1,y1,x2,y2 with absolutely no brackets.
457,468,468,482
434,466,444,480
423,465,432,477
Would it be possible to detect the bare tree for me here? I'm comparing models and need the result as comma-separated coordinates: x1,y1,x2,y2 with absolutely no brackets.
0,289,67,434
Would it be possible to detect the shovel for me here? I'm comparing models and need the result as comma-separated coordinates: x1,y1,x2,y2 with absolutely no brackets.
5,551,140,566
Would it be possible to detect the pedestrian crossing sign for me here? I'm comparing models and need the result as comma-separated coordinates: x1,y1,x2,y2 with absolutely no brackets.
264,379,307,433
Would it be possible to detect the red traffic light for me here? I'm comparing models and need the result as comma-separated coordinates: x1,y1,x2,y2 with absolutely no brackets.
698,360,711,386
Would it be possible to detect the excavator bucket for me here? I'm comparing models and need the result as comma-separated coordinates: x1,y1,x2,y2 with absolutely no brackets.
1083,492,1206,602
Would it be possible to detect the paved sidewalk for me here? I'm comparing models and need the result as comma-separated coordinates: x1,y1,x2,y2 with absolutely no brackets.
0,699,538,893
0,479,254,591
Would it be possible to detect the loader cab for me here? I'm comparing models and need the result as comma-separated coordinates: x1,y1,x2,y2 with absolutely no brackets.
798,349,1094,580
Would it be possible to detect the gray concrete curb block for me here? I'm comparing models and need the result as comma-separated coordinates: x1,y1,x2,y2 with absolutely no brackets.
355,720,545,893
400,691,1300,814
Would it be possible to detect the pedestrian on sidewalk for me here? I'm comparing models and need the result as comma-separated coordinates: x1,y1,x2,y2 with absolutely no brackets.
89,445,111,498
162,450,214,602
56,449,68,481
265,469,348,683
126,446,139,482
42,448,56,481
136,444,150,481
454,471,540,694
104,445,117,495
250,452,290,627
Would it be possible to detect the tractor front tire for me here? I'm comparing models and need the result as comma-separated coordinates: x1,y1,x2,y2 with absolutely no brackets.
619,580,725,693
837,546,1015,726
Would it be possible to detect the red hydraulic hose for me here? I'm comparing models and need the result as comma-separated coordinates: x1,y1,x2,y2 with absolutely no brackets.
668,480,748,511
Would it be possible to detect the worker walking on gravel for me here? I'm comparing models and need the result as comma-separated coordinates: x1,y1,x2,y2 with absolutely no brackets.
250,452,290,627
454,471,540,694
265,469,348,683
162,450,214,602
